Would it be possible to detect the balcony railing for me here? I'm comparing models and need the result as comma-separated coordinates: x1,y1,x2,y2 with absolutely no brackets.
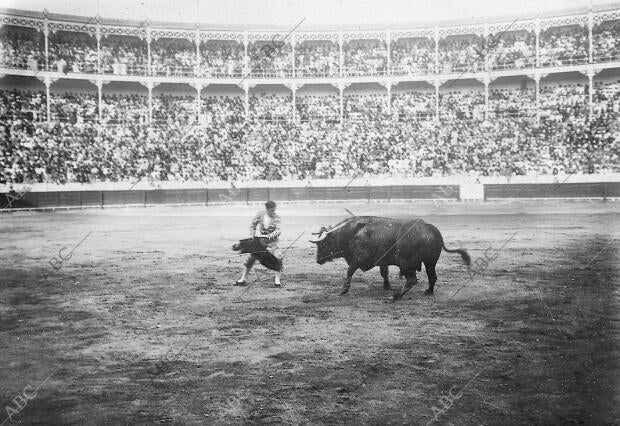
2,50,620,81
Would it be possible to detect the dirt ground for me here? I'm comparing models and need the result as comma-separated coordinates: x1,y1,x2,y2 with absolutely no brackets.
1,200,619,425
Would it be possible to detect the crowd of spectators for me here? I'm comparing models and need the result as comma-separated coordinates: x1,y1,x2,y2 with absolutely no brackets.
296,94,339,121
1,22,620,76
539,26,588,66
488,87,536,117
486,32,536,70
100,94,148,124
200,42,244,78
202,95,244,125
0,26,44,71
1,82,618,184
343,41,387,76
151,39,196,77
391,38,434,75
439,90,485,120
248,42,293,78
151,94,198,125
296,42,339,77
48,31,98,73
249,93,292,120
438,36,485,73
391,91,435,121
344,93,388,120
593,21,620,62
100,37,148,76
540,84,588,120
50,92,98,123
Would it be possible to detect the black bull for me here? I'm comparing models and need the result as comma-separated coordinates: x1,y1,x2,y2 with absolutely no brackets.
310,216,471,299
232,237,283,272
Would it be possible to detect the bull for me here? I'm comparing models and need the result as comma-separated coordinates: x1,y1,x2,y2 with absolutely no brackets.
232,237,283,272
309,216,470,300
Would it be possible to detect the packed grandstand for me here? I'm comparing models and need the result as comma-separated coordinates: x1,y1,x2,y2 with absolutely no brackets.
0,6,619,183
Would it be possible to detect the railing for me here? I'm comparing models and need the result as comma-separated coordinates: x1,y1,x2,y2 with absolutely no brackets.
540,54,588,67
341,67,388,77
488,110,537,118
151,65,197,78
294,68,340,78
198,67,245,78
593,52,620,63
2,48,620,82
390,64,434,76
394,112,435,121
490,58,536,70
297,114,340,122
101,63,148,76
248,68,293,78
0,56,44,71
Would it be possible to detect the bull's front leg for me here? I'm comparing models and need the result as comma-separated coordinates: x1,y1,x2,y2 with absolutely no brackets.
392,272,418,301
340,265,357,295
380,265,390,290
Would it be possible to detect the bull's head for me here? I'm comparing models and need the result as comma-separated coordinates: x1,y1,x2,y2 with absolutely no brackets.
309,221,350,264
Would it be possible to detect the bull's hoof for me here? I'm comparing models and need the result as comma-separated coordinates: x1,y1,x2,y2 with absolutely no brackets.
383,283,391,290
339,288,350,296
234,280,247,286
424,289,434,296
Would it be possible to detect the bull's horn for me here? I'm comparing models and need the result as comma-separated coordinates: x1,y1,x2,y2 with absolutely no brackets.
309,230,328,243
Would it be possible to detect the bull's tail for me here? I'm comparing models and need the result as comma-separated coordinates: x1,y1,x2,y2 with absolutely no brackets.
442,243,471,267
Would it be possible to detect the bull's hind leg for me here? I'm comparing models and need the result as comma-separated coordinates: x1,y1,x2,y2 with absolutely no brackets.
424,263,438,296
340,265,358,295
393,271,418,301
380,265,390,290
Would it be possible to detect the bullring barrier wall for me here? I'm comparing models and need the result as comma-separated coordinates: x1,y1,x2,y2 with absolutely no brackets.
2,181,620,211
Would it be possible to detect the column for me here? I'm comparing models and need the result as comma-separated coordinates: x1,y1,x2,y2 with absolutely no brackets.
244,83,250,121
535,20,540,68
484,76,489,121
148,82,153,124
44,29,49,71
588,70,594,119
45,77,51,123
194,82,202,124
386,30,391,76
291,35,296,78
243,32,249,78
535,75,540,123
588,15,593,64
339,32,344,77
385,82,392,115
147,31,152,76
43,12,49,71
434,27,439,74
96,32,101,74
339,83,344,124
96,80,102,123
195,28,201,77
291,84,297,121
434,80,440,121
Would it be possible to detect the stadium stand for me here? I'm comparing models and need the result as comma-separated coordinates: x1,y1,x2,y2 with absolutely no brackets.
0,7,619,186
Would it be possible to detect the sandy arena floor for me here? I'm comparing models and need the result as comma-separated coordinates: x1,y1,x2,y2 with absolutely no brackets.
1,201,619,425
